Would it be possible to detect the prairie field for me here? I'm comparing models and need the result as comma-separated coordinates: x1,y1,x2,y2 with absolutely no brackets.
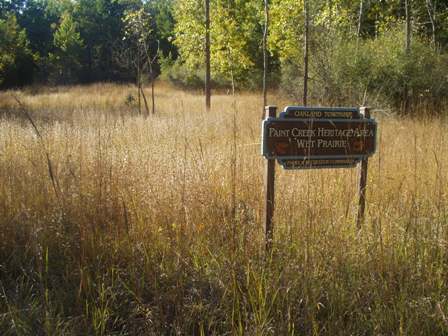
0,83,448,335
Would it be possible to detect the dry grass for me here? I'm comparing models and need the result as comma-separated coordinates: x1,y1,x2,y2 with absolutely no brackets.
0,83,447,335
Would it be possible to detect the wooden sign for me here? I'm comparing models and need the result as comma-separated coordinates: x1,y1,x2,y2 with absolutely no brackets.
278,158,360,170
281,106,361,119
262,118,377,160
261,106,377,253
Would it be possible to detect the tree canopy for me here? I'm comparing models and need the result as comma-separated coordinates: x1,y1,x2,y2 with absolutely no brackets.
0,0,447,111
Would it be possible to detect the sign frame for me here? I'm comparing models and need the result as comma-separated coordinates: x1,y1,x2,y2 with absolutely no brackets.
261,105,378,253
278,158,361,170
261,117,377,161
280,106,362,119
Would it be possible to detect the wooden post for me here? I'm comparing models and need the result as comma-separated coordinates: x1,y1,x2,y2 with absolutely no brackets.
264,106,277,252
205,0,211,112
357,106,370,229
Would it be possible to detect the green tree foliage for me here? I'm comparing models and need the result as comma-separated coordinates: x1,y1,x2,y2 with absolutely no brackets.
173,0,205,71
1,0,448,113
48,12,84,83
123,7,153,50
118,6,156,84
339,26,448,108
0,0,25,18
267,0,448,110
54,13,83,53
118,6,158,114
172,0,263,89
269,0,335,99
0,0,177,87
0,14,36,87
74,0,116,81
73,0,141,81
147,0,177,58
269,0,304,64
17,0,60,57
212,0,261,88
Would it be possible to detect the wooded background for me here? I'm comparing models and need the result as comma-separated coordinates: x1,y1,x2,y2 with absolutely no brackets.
1,0,447,112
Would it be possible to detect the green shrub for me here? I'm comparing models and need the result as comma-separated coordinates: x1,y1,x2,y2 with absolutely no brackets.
159,54,205,89
160,53,279,92
279,25,448,114
0,14,37,88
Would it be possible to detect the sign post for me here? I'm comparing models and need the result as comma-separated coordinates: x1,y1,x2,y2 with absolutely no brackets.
264,106,277,253
356,107,371,229
261,106,377,251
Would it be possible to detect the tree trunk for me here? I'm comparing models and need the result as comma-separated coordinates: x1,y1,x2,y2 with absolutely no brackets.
137,62,141,115
150,63,155,114
262,0,269,115
205,0,211,112
303,0,309,106
357,0,364,39
140,86,150,116
404,0,411,114
425,0,436,48
405,0,411,54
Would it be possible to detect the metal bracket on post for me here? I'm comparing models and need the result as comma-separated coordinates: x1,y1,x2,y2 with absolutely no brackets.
264,106,277,253
357,106,371,230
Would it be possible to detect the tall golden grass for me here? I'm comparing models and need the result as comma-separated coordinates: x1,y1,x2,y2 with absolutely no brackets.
0,83,447,335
